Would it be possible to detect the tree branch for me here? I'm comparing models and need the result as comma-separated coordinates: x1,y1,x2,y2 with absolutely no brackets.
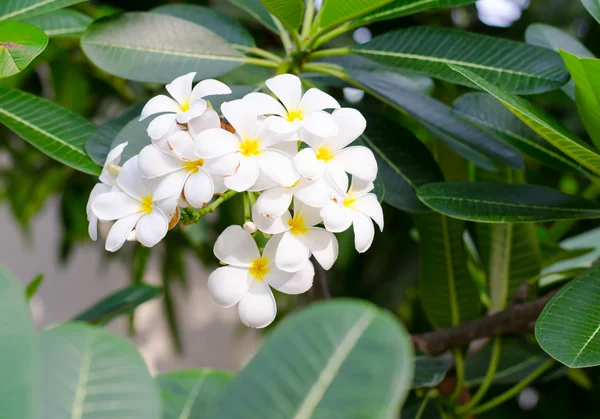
411,292,557,356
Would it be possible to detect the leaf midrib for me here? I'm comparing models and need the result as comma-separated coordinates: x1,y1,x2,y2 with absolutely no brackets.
422,195,600,213
358,0,434,23
360,134,417,190
71,335,94,419
0,0,55,20
85,41,246,61
178,374,208,419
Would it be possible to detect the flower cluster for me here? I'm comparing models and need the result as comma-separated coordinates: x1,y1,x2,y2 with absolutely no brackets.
87,73,383,328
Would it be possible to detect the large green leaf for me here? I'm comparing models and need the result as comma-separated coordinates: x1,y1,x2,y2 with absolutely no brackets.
414,213,481,328
349,70,522,170
81,12,245,84
211,299,414,419
229,0,278,32
157,370,233,419
582,0,600,24
0,268,40,419
354,0,476,25
353,26,569,94
317,0,394,30
542,226,600,275
525,23,594,100
0,0,85,20
41,322,161,418
560,51,600,150
358,111,443,213
418,182,600,223
73,285,162,325
0,20,47,78
21,9,92,37
452,92,588,175
260,0,303,30
536,264,600,367
450,65,600,176
0,88,100,175
411,357,451,389
152,4,254,47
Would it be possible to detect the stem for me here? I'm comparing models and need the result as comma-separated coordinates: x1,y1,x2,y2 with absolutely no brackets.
307,47,351,60
289,29,303,54
415,392,433,419
274,18,294,54
469,360,555,415
301,0,315,39
457,338,502,413
243,192,251,221
181,190,237,225
236,45,281,62
312,22,357,49
450,349,465,400
546,181,600,242
243,57,280,69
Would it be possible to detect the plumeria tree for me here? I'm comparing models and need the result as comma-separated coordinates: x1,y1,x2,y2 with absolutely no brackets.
2,0,600,418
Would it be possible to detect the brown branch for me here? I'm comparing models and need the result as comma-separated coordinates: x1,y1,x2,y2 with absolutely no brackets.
411,291,557,356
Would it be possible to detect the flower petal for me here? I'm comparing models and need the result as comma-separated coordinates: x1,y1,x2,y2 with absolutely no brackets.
320,201,353,233
252,208,291,234
221,99,258,139
353,193,384,231
293,148,325,180
257,149,299,187
207,266,252,307
117,156,152,200
184,169,214,208
87,183,111,241
243,92,287,116
212,175,227,194
135,209,169,247
349,177,374,198
166,72,195,106
248,171,278,192
147,113,178,140
293,177,331,209
299,88,340,113
214,225,260,267
224,156,259,192
138,144,182,178
92,192,142,221
301,111,338,137
265,260,314,295
190,79,232,102
331,146,377,182
266,73,302,111
275,231,310,272
327,108,366,151
140,95,180,120
294,199,323,227
269,139,298,156
238,280,276,328
99,142,128,185
177,100,207,124
266,115,300,134
352,211,375,253
153,170,188,201
254,186,293,217
195,128,240,158
301,228,338,270
167,131,197,161
203,153,240,177
155,194,179,218
105,212,144,252
188,108,221,137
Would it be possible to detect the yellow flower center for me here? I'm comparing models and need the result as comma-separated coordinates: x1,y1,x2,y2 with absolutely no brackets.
141,196,153,214
288,214,308,236
180,102,190,112
286,109,303,122
315,145,334,162
183,158,205,172
344,197,357,208
249,257,269,280
240,138,261,157
284,179,301,190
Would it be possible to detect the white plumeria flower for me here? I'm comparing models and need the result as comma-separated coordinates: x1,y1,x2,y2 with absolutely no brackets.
243,74,340,137
321,175,384,253
92,156,178,252
86,142,128,241
196,99,300,192
208,225,314,328
253,177,331,218
252,199,338,272
139,72,231,140
293,107,377,184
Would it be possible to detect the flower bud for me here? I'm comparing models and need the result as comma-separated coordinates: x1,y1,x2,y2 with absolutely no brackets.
243,221,257,234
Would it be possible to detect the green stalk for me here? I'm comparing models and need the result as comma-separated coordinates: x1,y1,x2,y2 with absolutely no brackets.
181,190,238,225
415,392,433,419
301,0,315,39
244,57,281,69
307,47,351,60
289,28,303,54
243,192,251,221
450,349,465,400
468,360,555,416
312,22,359,49
236,45,282,63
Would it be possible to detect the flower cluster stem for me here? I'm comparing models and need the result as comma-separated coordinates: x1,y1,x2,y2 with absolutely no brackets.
450,349,465,400
180,190,238,225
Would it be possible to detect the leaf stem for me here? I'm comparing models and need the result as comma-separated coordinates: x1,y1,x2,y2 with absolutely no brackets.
307,47,351,60
273,18,294,54
415,391,434,419
236,45,282,62
468,359,555,416
243,192,251,221
244,57,281,68
181,190,237,225
450,349,465,400
301,0,315,39
312,22,358,49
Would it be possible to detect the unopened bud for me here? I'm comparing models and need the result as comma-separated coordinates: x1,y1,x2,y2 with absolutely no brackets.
243,221,257,234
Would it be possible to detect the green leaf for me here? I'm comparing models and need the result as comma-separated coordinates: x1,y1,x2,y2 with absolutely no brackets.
412,356,451,389
229,0,278,33
536,264,600,367
542,226,600,275
0,0,85,20
582,0,600,24
152,4,254,47
211,299,414,418
21,9,92,37
0,88,100,175
86,102,145,165
540,242,594,269
452,92,588,175
81,12,245,84
0,20,47,78
413,212,481,328
354,0,476,25
26,273,43,300
560,51,600,150
358,112,443,213
349,70,522,170
73,284,162,325
0,268,40,419
525,23,594,100
317,0,395,30
418,182,600,223
260,0,303,30
157,369,233,419
449,65,600,177
41,322,161,418
353,26,569,94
